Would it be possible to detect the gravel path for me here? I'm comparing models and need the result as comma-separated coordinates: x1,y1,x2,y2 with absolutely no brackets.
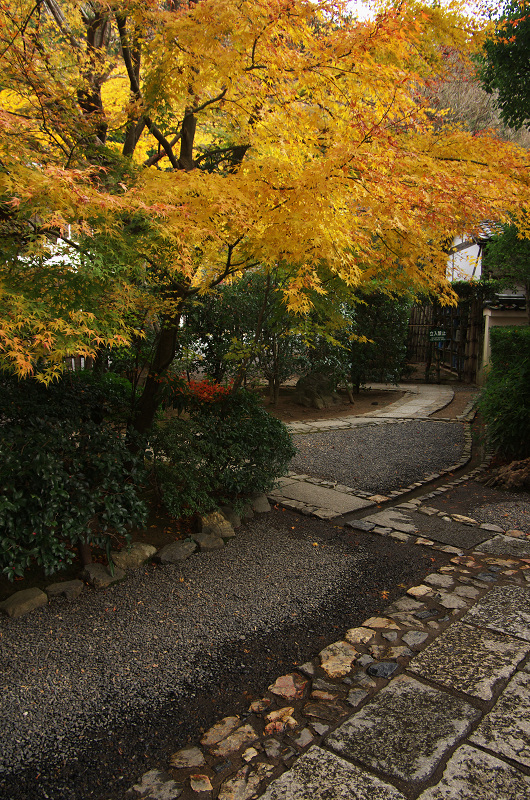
471,500,530,532
0,511,443,800
289,420,465,493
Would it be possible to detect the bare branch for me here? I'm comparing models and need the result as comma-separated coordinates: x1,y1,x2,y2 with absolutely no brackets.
44,0,82,51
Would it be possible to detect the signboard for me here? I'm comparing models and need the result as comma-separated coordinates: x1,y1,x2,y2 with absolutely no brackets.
429,328,447,343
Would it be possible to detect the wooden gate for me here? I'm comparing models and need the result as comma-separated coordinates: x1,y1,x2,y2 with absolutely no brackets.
407,299,484,384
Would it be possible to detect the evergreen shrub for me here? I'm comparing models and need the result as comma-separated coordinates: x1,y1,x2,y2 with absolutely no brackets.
0,373,147,580
479,326,530,459
152,385,296,518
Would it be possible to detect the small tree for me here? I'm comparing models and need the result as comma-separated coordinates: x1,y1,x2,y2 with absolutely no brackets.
483,223,530,323
480,1,530,130
182,269,305,401
348,293,413,392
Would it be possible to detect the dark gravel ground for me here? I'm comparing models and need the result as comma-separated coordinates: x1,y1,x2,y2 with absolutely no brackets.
289,420,465,493
0,509,446,800
424,478,530,533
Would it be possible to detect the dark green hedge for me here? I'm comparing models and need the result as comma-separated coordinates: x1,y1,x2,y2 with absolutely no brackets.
479,326,530,459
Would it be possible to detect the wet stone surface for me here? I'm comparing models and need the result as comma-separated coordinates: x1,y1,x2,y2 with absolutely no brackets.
475,535,530,558
260,746,407,800
326,675,480,783
469,670,530,768
406,512,491,549
416,744,530,800
408,621,530,701
464,584,530,642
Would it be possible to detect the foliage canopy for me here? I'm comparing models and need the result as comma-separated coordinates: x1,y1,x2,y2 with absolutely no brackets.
0,0,529,403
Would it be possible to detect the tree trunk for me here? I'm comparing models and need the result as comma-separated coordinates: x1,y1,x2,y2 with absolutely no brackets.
132,322,180,434
78,540,92,566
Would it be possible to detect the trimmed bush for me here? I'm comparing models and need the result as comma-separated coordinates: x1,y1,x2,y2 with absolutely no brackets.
0,373,147,580
479,326,530,459
152,386,296,518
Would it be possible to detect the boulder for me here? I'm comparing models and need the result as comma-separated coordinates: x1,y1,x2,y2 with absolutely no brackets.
220,506,242,529
155,540,197,564
111,542,157,570
81,563,126,589
192,532,225,551
293,372,341,409
249,493,271,513
0,587,48,618
46,580,85,600
200,510,236,539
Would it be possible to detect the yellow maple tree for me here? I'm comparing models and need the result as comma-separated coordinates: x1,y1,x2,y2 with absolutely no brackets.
0,0,528,426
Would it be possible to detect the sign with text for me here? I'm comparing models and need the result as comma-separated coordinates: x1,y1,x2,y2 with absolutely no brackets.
429,328,447,342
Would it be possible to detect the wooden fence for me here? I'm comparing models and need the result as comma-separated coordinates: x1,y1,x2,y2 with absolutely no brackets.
407,299,484,384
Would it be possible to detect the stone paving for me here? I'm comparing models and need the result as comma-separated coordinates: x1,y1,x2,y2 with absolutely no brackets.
125,385,530,800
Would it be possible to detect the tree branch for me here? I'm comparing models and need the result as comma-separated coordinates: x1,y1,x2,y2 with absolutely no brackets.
144,119,180,169
144,134,182,167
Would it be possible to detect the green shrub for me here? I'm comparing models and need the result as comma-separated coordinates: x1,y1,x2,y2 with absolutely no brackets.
152,387,296,517
479,326,530,459
0,373,147,580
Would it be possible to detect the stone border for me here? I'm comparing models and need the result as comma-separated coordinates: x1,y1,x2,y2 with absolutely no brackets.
126,552,530,800
272,420,473,519
0,496,273,619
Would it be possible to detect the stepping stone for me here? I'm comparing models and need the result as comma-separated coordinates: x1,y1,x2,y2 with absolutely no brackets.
406,512,490,549
130,769,182,799
475,535,530,558
417,744,530,799
409,621,529,700
465,585,530,642
470,671,530,768
260,745,407,800
363,510,417,534
326,675,479,783
169,746,205,769
269,482,372,515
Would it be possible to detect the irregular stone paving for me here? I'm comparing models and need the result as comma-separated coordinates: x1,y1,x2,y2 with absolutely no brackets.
127,552,530,800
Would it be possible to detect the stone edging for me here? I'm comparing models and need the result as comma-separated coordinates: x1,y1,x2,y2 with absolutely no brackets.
272,420,473,519
126,551,530,800
0,495,273,620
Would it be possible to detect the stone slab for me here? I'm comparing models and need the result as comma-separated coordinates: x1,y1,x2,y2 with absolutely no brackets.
417,744,530,800
260,745,407,800
269,482,372,514
464,585,530,642
406,512,491,549
363,510,418,534
469,670,530,767
409,621,529,700
131,769,182,799
326,675,479,783
475,535,530,558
